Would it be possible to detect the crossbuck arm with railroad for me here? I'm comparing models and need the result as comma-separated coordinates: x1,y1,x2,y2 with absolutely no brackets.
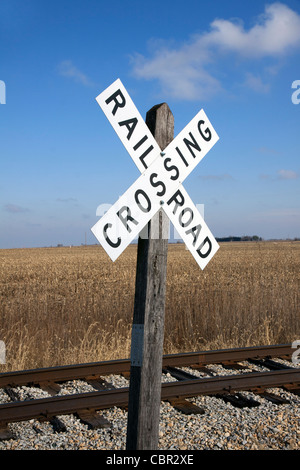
91,79,220,270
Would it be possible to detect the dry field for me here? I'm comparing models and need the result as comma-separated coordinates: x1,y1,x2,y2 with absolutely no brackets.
0,241,299,372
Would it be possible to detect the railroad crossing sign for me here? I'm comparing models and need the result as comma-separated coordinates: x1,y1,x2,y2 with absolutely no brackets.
91,79,219,269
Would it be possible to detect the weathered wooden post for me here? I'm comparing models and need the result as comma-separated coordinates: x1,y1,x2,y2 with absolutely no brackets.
126,104,174,450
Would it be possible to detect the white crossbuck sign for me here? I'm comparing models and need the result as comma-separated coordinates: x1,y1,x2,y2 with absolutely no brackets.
91,79,220,269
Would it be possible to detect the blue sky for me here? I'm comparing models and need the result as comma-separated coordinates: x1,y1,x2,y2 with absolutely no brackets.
1,0,300,248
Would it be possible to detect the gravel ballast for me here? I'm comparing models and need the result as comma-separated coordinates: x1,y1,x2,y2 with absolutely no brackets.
0,361,299,451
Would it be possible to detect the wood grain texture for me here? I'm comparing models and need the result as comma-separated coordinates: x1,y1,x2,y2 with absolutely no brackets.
126,103,174,450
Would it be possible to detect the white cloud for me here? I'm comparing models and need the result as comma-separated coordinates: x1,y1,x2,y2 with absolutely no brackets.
257,146,281,155
206,3,300,58
260,169,299,180
58,60,94,87
278,169,299,180
132,49,221,100
243,72,270,93
131,3,300,100
56,197,78,203
4,203,30,213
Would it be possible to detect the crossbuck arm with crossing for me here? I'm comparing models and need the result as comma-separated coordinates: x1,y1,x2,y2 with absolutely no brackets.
91,79,220,270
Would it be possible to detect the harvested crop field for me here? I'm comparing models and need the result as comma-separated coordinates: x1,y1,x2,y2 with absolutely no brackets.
0,241,299,372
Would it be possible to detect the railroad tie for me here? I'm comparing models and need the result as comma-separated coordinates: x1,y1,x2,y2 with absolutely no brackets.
168,398,205,415
0,423,14,441
283,383,300,396
76,409,111,429
220,361,251,370
189,364,215,376
86,377,114,391
3,385,67,437
163,366,200,381
0,388,21,440
162,367,205,415
4,387,20,402
81,377,115,427
248,358,293,371
255,391,290,405
215,392,261,408
38,381,61,396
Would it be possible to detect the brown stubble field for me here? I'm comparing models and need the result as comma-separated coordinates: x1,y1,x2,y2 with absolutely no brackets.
0,241,299,372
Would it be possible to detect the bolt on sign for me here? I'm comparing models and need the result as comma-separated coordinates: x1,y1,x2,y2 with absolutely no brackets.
91,79,219,269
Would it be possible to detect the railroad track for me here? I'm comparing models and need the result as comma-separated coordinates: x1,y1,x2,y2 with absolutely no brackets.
0,344,299,440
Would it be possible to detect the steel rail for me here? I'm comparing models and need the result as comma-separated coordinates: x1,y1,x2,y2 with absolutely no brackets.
0,344,293,389
0,368,299,426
